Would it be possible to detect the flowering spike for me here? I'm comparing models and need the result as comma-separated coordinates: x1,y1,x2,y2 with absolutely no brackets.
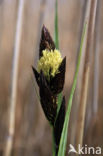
32,26,66,128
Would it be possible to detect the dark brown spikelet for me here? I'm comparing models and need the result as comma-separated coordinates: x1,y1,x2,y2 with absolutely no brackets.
53,96,65,155
39,71,57,125
39,25,55,58
50,57,66,95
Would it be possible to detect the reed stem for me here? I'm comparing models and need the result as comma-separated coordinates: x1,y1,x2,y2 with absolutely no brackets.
4,0,25,156
75,0,97,151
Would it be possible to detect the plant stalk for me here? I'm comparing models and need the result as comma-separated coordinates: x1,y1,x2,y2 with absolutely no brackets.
75,0,97,152
3,0,25,156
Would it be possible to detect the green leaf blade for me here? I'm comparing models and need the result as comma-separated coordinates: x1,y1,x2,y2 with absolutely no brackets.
54,0,59,49
58,22,87,156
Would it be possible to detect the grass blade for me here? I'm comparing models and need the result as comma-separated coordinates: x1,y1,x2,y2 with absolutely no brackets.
52,0,63,155
75,0,97,150
54,0,63,118
58,21,87,156
54,0,59,49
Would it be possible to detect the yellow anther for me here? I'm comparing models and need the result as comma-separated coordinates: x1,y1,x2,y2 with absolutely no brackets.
38,49,62,79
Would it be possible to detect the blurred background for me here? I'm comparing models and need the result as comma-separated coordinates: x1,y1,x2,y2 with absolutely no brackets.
0,0,103,155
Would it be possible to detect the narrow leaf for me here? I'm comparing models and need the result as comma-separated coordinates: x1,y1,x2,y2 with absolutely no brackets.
54,0,59,49
58,22,87,156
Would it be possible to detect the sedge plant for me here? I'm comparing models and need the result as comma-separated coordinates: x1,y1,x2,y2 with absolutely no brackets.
32,0,87,155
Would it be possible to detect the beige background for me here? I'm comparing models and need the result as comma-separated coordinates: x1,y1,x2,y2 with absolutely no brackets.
0,0,103,155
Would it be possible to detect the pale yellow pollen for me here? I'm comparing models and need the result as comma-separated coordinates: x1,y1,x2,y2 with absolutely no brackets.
37,49,62,79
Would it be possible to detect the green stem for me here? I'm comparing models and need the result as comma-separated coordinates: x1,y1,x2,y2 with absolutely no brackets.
58,22,87,156
52,0,60,155
54,0,59,49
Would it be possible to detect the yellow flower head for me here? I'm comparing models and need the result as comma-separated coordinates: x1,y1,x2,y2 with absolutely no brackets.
38,49,62,79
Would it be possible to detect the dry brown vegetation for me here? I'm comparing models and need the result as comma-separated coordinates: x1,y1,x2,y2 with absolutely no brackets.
0,0,103,156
